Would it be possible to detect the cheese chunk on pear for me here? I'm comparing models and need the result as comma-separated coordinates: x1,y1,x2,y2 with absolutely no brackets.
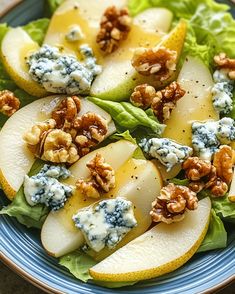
0,96,115,200
41,140,139,257
90,197,211,282
90,19,186,101
44,0,127,60
0,28,47,97
163,56,219,146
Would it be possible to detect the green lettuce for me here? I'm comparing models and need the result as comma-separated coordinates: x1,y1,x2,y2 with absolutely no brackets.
197,209,227,253
45,0,64,16
169,178,190,186
0,160,49,229
212,195,235,223
23,18,50,45
59,250,136,287
88,97,165,135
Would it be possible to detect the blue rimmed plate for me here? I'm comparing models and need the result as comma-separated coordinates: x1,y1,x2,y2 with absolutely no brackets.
0,0,235,293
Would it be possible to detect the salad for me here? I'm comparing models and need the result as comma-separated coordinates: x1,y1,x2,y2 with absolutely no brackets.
0,0,235,288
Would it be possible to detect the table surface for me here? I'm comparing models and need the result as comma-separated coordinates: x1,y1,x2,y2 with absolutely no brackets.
0,0,234,293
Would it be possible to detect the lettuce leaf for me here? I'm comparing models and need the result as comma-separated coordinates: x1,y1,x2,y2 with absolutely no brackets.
23,18,50,45
88,97,165,135
212,195,235,223
45,0,64,16
0,160,49,229
169,178,190,186
110,130,137,144
59,250,96,283
59,250,136,287
197,209,227,253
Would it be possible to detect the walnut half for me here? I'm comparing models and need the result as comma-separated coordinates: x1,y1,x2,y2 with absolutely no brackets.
96,6,131,54
151,81,185,122
51,96,81,129
214,53,235,80
76,153,115,198
150,183,198,224
0,90,20,117
130,84,156,109
132,46,177,81
183,147,234,198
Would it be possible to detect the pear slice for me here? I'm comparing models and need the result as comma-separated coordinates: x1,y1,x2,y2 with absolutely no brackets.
41,140,141,257
133,8,173,33
90,197,211,282
44,0,127,60
0,28,47,97
228,171,235,202
0,96,115,200
163,56,219,146
90,19,186,101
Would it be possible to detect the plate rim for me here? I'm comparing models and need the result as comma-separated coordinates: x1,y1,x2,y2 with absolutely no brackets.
0,0,234,293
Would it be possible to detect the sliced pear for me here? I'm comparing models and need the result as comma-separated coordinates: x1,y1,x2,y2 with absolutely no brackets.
41,140,139,257
90,197,211,282
152,159,181,182
90,19,186,101
44,0,127,60
228,171,235,202
87,159,163,261
163,56,219,146
41,156,162,258
0,96,115,200
0,28,47,97
133,8,173,33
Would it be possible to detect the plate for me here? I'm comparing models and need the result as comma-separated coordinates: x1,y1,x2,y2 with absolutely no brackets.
0,0,235,293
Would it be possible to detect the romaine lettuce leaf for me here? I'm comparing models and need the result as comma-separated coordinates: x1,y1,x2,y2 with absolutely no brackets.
197,209,227,252
23,18,50,45
88,97,165,135
45,0,64,16
212,195,235,223
59,250,136,287
0,160,49,229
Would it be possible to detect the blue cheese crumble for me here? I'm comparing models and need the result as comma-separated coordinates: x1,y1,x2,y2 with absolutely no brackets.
192,117,235,160
211,69,234,115
65,25,84,42
139,138,193,171
27,44,102,94
73,197,137,252
24,164,73,210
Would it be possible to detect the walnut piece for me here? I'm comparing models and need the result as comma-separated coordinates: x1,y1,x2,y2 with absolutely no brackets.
23,119,56,157
42,129,79,164
76,179,100,198
182,157,212,181
130,84,156,109
74,113,108,156
213,145,233,184
0,90,20,116
214,53,235,80
132,46,177,81
51,96,81,129
96,6,131,54
76,153,115,198
183,154,230,198
150,183,198,224
151,81,185,122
